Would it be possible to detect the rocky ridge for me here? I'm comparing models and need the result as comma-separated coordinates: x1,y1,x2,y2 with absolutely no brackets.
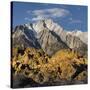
12,19,87,56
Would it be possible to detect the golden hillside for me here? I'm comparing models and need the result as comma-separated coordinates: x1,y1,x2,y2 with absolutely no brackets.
11,47,87,84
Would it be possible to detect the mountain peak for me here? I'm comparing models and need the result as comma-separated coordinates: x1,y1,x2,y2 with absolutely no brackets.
13,19,87,56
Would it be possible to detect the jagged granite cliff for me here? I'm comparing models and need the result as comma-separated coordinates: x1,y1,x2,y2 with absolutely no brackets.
12,19,87,56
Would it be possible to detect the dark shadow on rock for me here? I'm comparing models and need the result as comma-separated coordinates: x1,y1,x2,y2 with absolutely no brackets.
71,64,87,80
50,31,69,48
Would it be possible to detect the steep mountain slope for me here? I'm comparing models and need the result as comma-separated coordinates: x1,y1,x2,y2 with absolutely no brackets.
37,29,68,55
12,19,88,56
12,25,40,49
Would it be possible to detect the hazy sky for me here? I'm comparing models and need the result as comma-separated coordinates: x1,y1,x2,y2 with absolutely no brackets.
12,2,88,31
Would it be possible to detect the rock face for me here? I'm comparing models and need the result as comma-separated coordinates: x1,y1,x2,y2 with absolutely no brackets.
12,19,88,56
12,25,40,49
37,29,68,55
